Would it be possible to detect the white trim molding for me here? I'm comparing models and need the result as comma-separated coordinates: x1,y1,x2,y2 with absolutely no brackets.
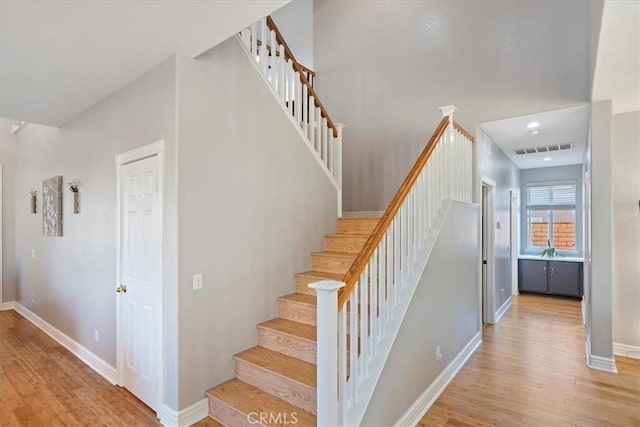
394,331,482,426
0,301,16,311
159,398,209,427
13,303,116,383
613,343,640,360
341,211,384,218
586,351,618,373
494,297,512,323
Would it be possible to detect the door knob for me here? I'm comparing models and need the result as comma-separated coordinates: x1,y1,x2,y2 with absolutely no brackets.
116,284,127,293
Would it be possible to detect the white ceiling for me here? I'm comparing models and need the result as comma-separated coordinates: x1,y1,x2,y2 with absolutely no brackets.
480,105,590,170
592,0,640,114
0,0,291,126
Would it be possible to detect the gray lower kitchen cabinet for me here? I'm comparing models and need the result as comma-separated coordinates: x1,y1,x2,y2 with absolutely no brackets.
519,259,583,297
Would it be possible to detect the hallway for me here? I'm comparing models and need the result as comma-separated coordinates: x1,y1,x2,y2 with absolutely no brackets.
421,295,640,426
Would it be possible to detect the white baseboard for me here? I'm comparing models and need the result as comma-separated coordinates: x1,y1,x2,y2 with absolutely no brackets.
1,301,16,311
586,350,618,373
13,303,117,384
159,398,209,427
341,210,384,218
494,297,512,323
394,331,482,426
613,342,640,360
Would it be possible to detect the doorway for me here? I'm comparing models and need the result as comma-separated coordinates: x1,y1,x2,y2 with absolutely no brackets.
481,177,496,324
116,142,165,413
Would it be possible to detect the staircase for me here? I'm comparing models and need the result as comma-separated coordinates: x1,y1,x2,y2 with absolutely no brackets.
205,217,380,426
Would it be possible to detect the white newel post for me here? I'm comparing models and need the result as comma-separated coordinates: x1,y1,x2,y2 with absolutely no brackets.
309,280,346,427
335,123,345,218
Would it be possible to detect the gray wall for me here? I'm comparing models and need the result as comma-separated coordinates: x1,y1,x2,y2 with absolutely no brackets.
476,129,520,317
361,202,480,426
175,37,338,408
7,58,179,408
587,101,614,359
520,165,584,256
271,0,314,69
0,118,17,302
612,111,640,348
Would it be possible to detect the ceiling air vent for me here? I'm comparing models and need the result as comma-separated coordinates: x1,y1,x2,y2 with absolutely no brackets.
514,143,574,155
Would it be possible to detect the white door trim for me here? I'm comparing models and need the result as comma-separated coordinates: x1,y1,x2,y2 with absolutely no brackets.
0,164,3,305
510,191,519,296
115,140,165,413
481,176,496,324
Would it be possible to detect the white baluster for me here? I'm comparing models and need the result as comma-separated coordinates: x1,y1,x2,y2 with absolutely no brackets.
309,99,316,149
241,29,250,49
289,62,295,117
348,284,358,404
278,45,285,102
378,238,386,334
321,117,328,162
302,84,308,137
316,107,323,154
338,306,347,425
393,217,399,305
309,280,345,427
328,130,334,174
370,248,378,357
295,72,302,124
251,23,258,56
260,19,268,75
359,270,368,380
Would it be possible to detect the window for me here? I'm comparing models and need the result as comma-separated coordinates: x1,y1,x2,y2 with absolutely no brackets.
526,183,576,251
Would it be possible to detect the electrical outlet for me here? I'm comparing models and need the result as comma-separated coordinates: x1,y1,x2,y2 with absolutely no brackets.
94,329,99,342
193,273,203,290
30,294,35,304
500,288,505,297
31,249,36,258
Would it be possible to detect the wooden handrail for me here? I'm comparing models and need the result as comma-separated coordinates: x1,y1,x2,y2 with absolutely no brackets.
255,38,316,77
338,117,451,308
266,16,337,137
454,121,475,143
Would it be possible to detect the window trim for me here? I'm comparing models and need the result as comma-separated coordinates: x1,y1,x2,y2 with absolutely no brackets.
524,180,578,254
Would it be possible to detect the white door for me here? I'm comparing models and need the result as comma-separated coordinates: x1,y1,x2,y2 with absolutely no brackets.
119,156,160,410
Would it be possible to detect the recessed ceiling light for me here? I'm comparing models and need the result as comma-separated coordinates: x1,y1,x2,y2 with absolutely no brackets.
531,130,539,135
526,122,540,129
543,157,552,161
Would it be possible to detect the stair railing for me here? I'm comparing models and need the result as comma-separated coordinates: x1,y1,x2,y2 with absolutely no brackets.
311,106,475,426
238,17,343,214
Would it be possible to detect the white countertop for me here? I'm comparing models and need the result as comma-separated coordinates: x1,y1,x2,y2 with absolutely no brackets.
519,254,584,262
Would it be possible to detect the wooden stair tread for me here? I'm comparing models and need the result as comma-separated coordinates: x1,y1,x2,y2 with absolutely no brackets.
297,270,344,281
258,318,316,342
311,251,357,258
278,293,316,305
206,379,316,425
234,347,316,388
325,233,370,238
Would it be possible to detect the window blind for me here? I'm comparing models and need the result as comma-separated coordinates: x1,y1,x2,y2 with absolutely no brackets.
527,184,576,209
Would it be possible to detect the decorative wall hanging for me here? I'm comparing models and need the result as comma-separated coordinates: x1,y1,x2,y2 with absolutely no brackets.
29,189,37,214
68,181,80,214
43,176,63,236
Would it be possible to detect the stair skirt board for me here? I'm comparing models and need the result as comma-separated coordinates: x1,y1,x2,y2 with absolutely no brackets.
393,332,482,426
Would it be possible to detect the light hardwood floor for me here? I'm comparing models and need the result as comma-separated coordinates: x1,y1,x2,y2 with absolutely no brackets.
421,294,640,427
1,295,638,426
0,309,159,426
